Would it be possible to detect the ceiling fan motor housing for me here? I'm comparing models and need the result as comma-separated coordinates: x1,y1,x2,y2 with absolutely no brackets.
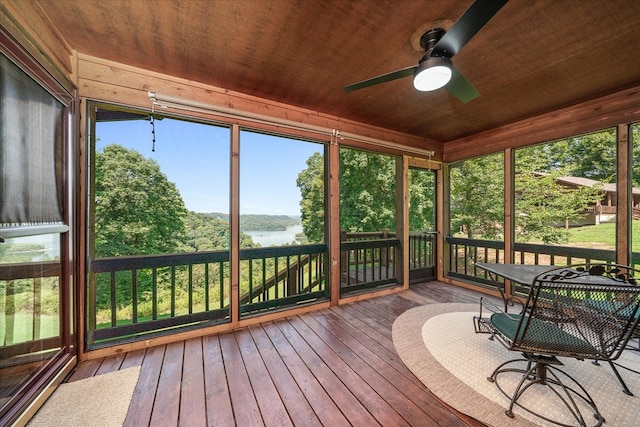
420,28,447,58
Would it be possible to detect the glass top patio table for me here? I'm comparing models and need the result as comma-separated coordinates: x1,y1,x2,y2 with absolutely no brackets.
475,263,557,286
475,263,625,286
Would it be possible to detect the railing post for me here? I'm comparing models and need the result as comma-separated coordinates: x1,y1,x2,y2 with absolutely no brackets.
381,228,389,267
288,264,298,296
5,280,16,345
340,230,347,275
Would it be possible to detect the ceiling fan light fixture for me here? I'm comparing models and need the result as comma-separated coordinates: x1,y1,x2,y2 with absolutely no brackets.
413,57,452,91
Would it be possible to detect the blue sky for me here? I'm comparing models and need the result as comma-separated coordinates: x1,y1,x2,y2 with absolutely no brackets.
96,117,323,215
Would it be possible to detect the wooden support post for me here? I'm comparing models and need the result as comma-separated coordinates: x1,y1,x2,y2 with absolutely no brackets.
397,156,409,290
617,124,631,266
328,140,340,305
230,124,240,327
437,166,447,281
504,148,513,298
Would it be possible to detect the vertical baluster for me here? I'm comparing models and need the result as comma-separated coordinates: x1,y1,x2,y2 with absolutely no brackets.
171,266,176,317
346,250,352,287
5,281,16,345
449,244,454,274
362,247,367,282
132,269,138,323
248,259,253,303
219,261,225,309
286,255,291,296
308,254,312,292
377,246,381,281
152,267,158,320
110,271,117,327
262,258,267,302
464,246,469,275
33,277,41,340
298,254,303,293
473,245,478,271
188,264,193,314
274,256,279,300
204,263,210,312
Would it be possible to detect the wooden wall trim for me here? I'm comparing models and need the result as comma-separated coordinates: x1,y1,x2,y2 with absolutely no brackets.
77,54,441,159
1,1,76,90
444,86,640,163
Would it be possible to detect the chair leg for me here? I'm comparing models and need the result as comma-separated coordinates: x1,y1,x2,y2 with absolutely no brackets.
608,361,634,396
592,359,634,396
488,355,605,427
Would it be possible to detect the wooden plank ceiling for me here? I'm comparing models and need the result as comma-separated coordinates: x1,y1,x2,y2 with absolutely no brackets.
37,0,640,143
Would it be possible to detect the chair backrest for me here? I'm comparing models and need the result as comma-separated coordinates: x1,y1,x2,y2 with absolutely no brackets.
491,264,640,361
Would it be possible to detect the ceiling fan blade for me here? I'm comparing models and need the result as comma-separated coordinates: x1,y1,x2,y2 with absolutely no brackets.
432,0,508,58
343,65,417,92
445,65,479,103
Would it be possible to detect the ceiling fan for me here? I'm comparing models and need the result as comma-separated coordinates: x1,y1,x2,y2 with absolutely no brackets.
343,0,508,103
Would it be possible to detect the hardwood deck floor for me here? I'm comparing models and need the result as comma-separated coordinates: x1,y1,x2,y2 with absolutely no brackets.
67,282,493,426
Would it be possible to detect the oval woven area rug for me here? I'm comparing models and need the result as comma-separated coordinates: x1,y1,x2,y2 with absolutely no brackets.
392,303,640,427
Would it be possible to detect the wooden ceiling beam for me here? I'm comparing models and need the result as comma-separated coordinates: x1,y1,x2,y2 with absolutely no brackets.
443,85,640,163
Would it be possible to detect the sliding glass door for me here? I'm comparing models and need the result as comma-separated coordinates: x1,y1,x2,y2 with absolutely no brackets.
1,39,75,425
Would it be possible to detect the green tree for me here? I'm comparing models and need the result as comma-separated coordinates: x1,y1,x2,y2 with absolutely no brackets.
514,170,603,243
516,140,609,244
339,149,397,233
297,152,325,242
95,144,187,257
297,150,438,240
449,154,504,240
537,129,616,182
409,168,435,231
181,211,257,251
632,125,640,188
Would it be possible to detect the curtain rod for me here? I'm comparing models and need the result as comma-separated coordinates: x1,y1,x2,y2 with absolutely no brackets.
148,92,436,158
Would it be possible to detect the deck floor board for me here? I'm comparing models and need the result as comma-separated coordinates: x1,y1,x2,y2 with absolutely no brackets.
73,281,488,426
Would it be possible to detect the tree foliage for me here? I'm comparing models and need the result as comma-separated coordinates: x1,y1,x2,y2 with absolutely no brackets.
339,149,397,233
633,124,640,188
515,138,610,243
408,168,435,231
297,149,436,241
95,144,188,257
530,129,617,182
514,170,602,243
450,154,504,240
297,152,325,242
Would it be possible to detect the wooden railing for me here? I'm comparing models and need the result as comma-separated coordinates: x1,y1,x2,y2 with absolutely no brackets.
239,244,328,315
87,229,435,346
340,238,400,295
446,236,640,291
0,261,62,360
88,244,328,347
408,231,437,271
584,205,640,219
339,230,436,294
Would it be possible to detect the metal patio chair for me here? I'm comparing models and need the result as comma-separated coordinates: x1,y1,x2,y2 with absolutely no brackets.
474,264,640,427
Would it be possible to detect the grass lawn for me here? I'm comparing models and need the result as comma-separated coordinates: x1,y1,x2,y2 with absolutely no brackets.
1,313,60,345
567,220,640,252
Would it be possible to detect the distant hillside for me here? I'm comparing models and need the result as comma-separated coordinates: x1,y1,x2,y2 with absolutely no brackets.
201,212,300,231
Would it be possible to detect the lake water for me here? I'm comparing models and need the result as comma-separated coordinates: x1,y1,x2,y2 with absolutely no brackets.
2,234,60,262
245,224,303,247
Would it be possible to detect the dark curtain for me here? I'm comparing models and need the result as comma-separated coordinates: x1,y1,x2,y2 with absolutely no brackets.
1,54,64,225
